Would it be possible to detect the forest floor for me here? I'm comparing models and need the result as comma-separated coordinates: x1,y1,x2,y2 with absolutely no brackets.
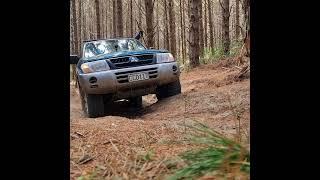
70,60,250,179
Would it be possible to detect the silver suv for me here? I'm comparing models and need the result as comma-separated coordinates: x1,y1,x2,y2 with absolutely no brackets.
70,33,181,118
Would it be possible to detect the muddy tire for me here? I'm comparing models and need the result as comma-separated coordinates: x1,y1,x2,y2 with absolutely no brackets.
79,87,104,118
129,96,143,108
156,80,181,100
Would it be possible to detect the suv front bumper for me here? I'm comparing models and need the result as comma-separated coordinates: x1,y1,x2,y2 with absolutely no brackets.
77,62,180,96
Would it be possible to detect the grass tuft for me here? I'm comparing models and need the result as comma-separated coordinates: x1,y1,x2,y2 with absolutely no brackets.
169,121,250,180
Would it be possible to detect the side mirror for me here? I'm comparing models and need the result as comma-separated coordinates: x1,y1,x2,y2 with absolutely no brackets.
70,55,79,64
134,31,143,40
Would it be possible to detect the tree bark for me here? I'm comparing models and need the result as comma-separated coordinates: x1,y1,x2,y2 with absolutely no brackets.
116,0,123,37
164,0,169,50
95,0,101,39
168,0,176,57
112,0,117,37
204,0,207,48
130,0,134,36
145,0,154,48
199,0,204,57
78,0,82,52
208,0,214,50
138,0,142,30
183,0,187,61
180,0,185,63
235,0,240,41
108,1,113,38
71,0,78,54
242,0,250,37
157,0,160,49
188,0,200,68
221,0,230,54
71,0,78,81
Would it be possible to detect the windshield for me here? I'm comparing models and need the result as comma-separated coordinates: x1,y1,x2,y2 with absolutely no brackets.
83,39,146,58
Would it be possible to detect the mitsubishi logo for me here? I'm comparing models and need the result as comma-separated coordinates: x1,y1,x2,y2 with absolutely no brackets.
129,56,139,62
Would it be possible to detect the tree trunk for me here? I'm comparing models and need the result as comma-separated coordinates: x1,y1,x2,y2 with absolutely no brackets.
145,0,154,48
183,0,187,61
204,0,207,48
221,0,230,55
116,0,123,37
138,0,142,30
188,0,200,68
130,0,134,36
208,0,214,50
109,1,112,38
162,0,166,50
105,0,108,38
112,0,117,37
168,0,176,57
78,0,82,52
157,0,160,49
180,0,185,63
95,0,101,39
242,0,250,37
164,0,169,50
235,0,239,41
199,0,204,57
71,0,78,81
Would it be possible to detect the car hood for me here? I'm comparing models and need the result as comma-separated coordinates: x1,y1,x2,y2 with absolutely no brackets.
82,49,169,62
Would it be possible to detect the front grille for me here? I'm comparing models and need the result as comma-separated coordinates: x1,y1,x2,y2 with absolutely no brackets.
109,54,154,68
115,67,158,83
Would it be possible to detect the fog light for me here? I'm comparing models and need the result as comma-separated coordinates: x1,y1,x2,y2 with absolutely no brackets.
172,65,177,72
89,77,97,84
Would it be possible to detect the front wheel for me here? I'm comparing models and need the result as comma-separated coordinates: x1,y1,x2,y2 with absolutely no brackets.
79,87,105,118
156,80,182,100
129,96,143,108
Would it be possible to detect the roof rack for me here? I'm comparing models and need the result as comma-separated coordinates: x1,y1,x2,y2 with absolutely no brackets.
83,37,133,43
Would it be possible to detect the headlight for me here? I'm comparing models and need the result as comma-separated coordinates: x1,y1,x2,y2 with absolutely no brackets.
156,53,175,63
80,60,110,74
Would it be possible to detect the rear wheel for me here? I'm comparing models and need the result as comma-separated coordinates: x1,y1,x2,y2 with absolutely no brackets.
156,80,181,100
129,96,143,108
79,87,105,118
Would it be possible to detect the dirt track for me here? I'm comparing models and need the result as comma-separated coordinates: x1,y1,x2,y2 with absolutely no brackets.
70,64,250,179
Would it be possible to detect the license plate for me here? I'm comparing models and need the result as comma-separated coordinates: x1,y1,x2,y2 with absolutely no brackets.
128,72,149,82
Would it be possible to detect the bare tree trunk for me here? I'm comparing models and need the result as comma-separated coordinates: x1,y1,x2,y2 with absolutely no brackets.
188,0,200,68
109,1,113,38
78,0,82,52
180,0,185,63
168,0,176,57
204,0,207,48
116,0,123,37
199,0,204,57
235,0,239,41
130,0,134,36
183,0,187,62
145,0,154,48
157,0,160,49
164,0,169,50
71,0,78,81
95,0,101,39
138,0,142,30
208,0,214,50
242,0,249,37
221,0,230,55
105,0,108,38
162,0,166,49
112,0,117,37
89,2,95,39
83,1,88,40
